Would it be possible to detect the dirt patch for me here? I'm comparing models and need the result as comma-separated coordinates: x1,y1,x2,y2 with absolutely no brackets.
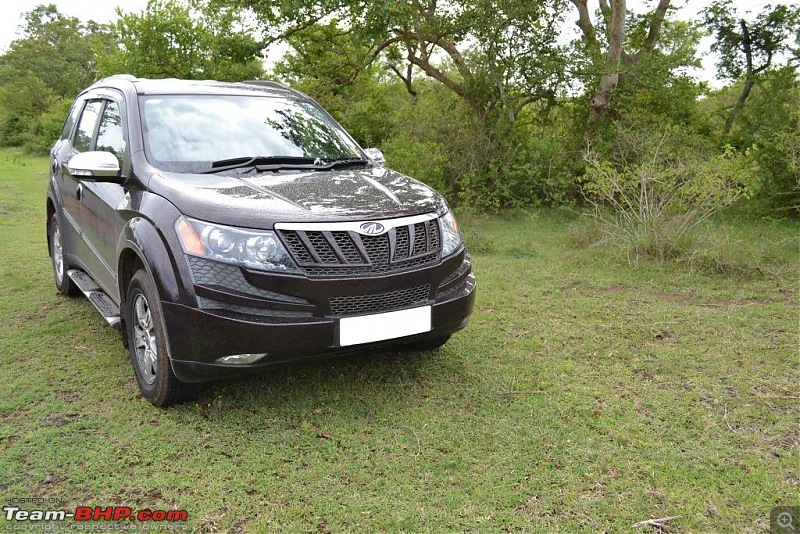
54,389,78,402
41,412,81,427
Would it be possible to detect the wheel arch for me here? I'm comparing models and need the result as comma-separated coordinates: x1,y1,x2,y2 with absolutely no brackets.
117,217,189,307
118,247,146,307
46,197,56,258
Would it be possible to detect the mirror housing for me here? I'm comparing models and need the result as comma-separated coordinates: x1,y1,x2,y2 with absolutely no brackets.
67,151,123,182
363,147,386,165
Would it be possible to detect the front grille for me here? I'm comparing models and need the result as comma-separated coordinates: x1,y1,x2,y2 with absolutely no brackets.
278,218,441,278
329,285,431,317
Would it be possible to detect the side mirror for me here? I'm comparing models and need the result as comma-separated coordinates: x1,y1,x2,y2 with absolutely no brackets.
363,147,386,165
67,151,123,182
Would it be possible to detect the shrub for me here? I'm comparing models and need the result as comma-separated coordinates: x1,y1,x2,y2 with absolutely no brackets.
580,129,758,265
23,98,72,154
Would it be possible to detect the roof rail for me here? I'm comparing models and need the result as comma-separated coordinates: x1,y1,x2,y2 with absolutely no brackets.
242,80,290,90
99,74,138,82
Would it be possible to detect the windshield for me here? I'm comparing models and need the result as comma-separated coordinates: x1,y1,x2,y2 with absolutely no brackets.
140,95,363,173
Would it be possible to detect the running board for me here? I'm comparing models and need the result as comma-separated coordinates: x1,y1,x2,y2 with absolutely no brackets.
67,269,121,330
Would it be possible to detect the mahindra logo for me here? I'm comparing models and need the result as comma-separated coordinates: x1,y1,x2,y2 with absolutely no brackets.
359,222,386,235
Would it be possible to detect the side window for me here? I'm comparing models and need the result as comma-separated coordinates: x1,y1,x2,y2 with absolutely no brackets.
72,100,103,153
60,102,83,140
96,101,126,163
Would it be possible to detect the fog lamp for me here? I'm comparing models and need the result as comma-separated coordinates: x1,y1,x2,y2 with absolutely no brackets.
216,353,267,365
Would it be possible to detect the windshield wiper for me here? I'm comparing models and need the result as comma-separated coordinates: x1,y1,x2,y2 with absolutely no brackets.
198,156,316,174
198,156,368,174
324,158,369,169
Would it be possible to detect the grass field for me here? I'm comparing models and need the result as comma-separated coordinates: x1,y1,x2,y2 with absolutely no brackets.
0,148,797,532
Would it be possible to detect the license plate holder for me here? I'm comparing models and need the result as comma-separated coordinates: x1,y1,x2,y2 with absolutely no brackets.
339,306,432,346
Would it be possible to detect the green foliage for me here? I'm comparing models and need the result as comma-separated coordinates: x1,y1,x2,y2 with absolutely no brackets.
458,122,578,210
615,20,705,124
272,23,394,147
701,1,799,134
729,68,800,214
23,98,73,154
381,137,447,194
97,0,265,80
0,5,110,151
0,74,55,146
702,1,800,81
0,0,796,218
242,0,572,124
0,5,110,98
580,127,759,265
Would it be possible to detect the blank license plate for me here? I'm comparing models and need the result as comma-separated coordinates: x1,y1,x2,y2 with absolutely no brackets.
339,306,431,347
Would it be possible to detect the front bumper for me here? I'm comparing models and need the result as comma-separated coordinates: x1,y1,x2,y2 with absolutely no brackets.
163,260,476,382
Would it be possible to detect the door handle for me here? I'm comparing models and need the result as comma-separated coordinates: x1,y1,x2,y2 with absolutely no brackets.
76,183,83,201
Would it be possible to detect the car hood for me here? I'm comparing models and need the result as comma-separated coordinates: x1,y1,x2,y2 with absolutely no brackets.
146,165,446,228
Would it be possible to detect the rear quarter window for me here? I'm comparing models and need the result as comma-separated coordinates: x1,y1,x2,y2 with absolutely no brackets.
60,102,83,140
72,100,103,153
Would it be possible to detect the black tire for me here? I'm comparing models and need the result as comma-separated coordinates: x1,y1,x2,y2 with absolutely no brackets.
49,214,80,297
126,269,198,407
408,335,451,351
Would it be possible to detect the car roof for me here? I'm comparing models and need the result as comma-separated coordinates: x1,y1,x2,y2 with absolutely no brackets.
84,75,302,99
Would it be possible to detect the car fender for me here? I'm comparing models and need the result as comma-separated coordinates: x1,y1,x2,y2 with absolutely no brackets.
116,193,193,306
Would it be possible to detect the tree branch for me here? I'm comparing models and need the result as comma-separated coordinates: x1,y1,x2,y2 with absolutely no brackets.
570,0,600,57
389,64,417,97
432,36,476,87
642,0,671,51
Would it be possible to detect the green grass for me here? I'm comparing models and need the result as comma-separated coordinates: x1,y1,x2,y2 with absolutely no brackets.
0,148,798,532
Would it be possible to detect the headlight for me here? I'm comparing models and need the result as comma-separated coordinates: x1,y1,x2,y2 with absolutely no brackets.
175,217,300,273
440,211,464,257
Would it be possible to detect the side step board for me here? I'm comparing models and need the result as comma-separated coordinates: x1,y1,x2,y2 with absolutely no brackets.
67,269,122,330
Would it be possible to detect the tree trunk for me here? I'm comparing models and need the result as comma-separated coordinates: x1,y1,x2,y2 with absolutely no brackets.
590,0,625,118
571,0,672,121
725,19,754,134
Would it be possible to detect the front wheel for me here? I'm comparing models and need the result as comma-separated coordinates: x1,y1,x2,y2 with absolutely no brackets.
49,214,80,297
126,269,198,407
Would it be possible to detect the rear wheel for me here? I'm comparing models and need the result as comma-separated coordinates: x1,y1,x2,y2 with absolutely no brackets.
126,269,198,407
49,214,80,297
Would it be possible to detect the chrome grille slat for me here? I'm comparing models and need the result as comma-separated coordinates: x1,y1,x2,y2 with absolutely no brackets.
278,218,441,277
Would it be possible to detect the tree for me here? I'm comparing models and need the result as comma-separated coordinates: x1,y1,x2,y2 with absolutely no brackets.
272,22,395,147
0,4,110,99
0,4,112,148
569,0,672,120
232,0,571,126
97,0,265,81
702,1,800,133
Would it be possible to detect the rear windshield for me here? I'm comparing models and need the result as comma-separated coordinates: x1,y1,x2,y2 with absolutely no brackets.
139,95,361,173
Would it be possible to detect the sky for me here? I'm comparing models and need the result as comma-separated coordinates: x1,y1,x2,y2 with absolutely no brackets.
0,0,789,85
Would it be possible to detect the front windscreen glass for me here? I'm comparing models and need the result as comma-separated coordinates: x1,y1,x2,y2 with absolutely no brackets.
140,95,362,173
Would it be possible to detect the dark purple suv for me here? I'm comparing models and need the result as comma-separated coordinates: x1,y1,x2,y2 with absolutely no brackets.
47,76,476,406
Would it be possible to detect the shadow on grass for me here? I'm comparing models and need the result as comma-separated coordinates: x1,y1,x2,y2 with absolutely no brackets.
162,344,469,425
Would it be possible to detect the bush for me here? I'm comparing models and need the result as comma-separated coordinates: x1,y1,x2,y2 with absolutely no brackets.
580,128,758,265
23,97,72,154
381,136,447,193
